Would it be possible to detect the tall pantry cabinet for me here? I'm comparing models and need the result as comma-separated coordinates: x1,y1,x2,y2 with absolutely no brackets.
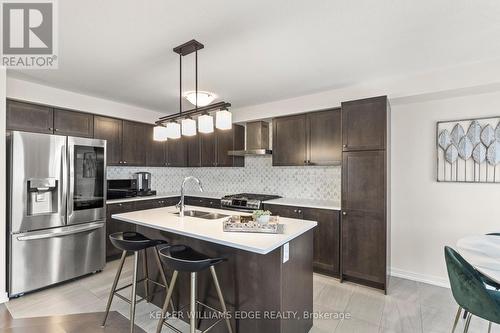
340,96,390,292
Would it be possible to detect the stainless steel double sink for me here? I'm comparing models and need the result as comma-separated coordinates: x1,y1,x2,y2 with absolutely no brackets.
172,210,230,220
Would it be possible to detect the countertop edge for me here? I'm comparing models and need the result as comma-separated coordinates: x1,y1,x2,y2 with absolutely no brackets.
112,210,317,255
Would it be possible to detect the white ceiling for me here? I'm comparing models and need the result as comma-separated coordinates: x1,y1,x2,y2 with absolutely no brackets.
8,0,500,113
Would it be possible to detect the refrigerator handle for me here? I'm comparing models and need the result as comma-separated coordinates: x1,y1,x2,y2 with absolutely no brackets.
61,143,67,222
16,223,104,241
67,140,74,221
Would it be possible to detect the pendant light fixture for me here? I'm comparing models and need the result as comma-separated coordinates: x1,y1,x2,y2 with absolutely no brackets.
153,125,168,141
184,91,216,107
166,121,181,139
216,107,232,130
154,39,232,140
198,113,214,133
181,118,196,136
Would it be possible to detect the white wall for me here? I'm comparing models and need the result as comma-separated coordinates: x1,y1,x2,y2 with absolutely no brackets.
232,58,500,122
0,68,7,303
6,77,165,123
390,91,500,287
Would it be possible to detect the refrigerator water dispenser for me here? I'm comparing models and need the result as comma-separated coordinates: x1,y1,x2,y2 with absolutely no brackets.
27,178,58,215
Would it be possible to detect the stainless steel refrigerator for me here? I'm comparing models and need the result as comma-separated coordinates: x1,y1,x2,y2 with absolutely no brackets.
7,131,107,297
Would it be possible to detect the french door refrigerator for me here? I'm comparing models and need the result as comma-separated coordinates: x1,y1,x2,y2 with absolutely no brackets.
7,131,106,297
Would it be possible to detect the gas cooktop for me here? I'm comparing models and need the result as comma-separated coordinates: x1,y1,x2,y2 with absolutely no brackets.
221,193,281,211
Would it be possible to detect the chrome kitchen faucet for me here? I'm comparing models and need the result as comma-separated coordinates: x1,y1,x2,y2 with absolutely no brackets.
177,176,204,217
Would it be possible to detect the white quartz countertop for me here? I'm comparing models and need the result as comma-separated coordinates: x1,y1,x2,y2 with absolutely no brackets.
112,205,317,255
106,191,226,204
107,192,340,210
263,198,341,211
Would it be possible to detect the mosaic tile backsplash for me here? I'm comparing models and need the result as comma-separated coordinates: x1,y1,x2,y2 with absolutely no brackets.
107,156,341,201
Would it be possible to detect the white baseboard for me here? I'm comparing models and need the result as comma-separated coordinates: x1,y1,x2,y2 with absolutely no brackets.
390,267,450,288
0,292,8,304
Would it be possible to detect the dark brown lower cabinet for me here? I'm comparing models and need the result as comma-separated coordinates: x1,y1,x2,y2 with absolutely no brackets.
263,203,340,277
106,202,137,261
184,197,221,208
106,197,180,261
341,210,386,288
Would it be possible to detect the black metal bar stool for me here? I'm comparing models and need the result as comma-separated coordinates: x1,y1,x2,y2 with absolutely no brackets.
102,231,175,333
155,245,233,333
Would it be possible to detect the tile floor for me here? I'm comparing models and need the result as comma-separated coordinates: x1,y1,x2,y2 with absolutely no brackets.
3,257,499,333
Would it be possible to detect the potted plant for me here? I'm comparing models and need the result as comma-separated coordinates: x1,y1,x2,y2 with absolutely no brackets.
253,210,272,224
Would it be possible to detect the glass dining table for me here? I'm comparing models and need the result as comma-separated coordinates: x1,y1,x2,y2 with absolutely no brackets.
457,234,500,284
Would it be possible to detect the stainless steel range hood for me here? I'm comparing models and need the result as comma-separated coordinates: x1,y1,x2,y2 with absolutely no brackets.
228,121,272,156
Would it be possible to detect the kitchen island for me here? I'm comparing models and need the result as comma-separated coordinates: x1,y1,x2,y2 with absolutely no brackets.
112,205,317,333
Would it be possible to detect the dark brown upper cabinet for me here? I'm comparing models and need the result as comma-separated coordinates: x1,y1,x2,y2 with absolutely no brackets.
186,135,201,167
53,109,94,137
342,150,386,213
272,114,307,166
341,96,387,151
145,125,167,167
273,109,341,166
93,116,123,166
200,132,216,167
167,136,188,167
307,109,341,165
199,125,245,167
7,100,54,134
121,121,147,166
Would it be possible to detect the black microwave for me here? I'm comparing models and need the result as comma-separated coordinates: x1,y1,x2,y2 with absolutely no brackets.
107,179,137,199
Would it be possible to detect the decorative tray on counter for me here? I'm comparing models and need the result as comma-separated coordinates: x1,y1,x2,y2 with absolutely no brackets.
223,215,284,234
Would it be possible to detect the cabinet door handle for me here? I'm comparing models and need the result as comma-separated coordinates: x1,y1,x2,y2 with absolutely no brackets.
297,209,302,214
48,127,54,131
343,144,347,148
342,211,347,216
123,161,127,164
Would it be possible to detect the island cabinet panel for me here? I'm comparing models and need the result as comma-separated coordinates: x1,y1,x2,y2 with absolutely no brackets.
307,108,341,165
341,96,387,151
273,109,341,166
53,108,94,137
263,203,340,277
135,226,313,333
145,125,167,166
272,114,307,166
7,100,54,134
93,116,123,165
106,202,136,261
167,137,188,167
121,121,147,166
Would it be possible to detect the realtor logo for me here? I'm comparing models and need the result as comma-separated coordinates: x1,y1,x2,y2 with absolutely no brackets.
1,0,58,68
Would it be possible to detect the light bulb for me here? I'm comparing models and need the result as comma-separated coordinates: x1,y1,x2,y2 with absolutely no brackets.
153,126,168,141
216,109,232,130
181,118,197,136
198,114,214,133
166,122,181,139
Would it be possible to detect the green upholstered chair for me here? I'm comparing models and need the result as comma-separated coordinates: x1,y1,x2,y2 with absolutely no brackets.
444,246,500,333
